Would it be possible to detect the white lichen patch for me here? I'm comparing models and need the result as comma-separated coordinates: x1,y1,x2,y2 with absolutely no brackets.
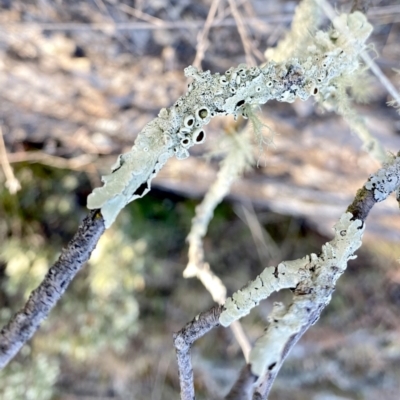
244,213,365,378
219,258,311,327
365,156,400,202
87,12,372,228
219,213,364,328
249,301,304,378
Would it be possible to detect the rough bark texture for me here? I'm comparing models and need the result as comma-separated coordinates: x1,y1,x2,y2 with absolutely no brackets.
173,305,223,400
0,210,105,368
351,0,371,14
183,158,400,399
225,364,257,400
346,187,377,222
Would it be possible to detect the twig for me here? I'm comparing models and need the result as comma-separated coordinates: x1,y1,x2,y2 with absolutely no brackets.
118,3,165,27
0,127,21,194
318,0,400,108
184,132,253,297
225,364,257,400
235,203,280,264
178,154,400,399
184,131,253,359
361,51,400,108
6,151,98,172
0,210,105,368
173,305,223,400
0,17,293,32
351,0,371,14
1,7,398,32
192,0,221,69
227,0,257,66
247,157,400,398
230,320,251,363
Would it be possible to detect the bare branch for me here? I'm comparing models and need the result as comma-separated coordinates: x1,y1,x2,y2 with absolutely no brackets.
351,0,371,14
173,305,223,400
225,364,257,400
192,0,221,69
227,0,257,66
0,210,105,368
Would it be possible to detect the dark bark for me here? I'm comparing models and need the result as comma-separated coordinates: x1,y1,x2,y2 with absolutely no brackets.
173,305,223,400
351,0,371,14
0,210,105,368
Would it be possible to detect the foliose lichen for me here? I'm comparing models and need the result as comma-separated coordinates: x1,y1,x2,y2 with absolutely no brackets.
87,12,372,228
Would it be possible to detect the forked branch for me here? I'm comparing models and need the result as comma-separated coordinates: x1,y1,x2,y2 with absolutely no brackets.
174,155,400,400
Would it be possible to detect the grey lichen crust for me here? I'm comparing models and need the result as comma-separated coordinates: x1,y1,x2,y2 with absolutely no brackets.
219,258,310,327
248,212,364,377
220,213,364,329
87,12,372,228
365,155,400,202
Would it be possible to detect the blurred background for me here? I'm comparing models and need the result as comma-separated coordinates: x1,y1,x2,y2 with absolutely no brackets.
1,0,400,399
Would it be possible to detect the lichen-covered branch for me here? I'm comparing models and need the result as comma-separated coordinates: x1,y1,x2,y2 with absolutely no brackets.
0,210,105,368
247,213,363,393
234,156,400,398
319,0,400,113
265,0,321,62
176,155,400,399
87,11,373,228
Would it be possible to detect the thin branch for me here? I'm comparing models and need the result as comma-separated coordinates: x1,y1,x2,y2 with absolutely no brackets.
192,0,221,69
184,131,253,359
318,0,400,108
0,17,293,32
361,51,400,108
1,7,397,32
247,156,400,398
227,0,257,66
351,0,371,14
6,151,98,172
0,127,21,194
173,305,223,400
118,3,166,27
225,364,257,400
230,320,252,363
0,210,105,368
184,132,253,300
235,203,280,264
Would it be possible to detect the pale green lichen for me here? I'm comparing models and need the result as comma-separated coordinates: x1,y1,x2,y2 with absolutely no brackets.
220,212,364,332
265,0,321,62
247,212,364,377
365,156,400,202
87,12,373,228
